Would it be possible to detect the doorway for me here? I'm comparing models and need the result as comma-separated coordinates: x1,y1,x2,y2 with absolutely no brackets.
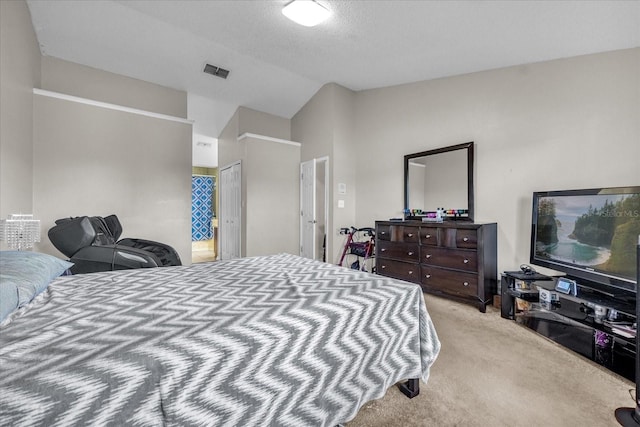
300,157,329,262
191,168,217,263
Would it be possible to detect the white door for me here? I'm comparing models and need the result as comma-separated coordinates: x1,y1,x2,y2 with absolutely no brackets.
220,161,241,260
300,159,316,259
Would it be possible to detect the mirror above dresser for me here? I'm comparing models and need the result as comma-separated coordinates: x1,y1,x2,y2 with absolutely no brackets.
378,141,497,312
404,141,474,221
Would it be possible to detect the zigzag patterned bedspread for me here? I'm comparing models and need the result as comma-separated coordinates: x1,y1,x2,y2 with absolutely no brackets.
0,253,440,426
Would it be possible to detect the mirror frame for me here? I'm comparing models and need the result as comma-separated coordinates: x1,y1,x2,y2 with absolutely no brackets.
403,141,474,222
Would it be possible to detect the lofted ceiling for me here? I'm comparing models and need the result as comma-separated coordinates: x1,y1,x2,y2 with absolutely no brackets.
26,0,640,137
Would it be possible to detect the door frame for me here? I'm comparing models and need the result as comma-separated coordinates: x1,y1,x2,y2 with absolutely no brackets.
300,159,316,259
300,156,329,262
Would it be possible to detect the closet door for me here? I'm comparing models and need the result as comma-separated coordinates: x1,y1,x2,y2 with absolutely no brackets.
220,161,241,260
300,159,316,259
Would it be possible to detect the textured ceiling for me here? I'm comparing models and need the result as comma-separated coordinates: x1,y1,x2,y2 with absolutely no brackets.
26,0,640,137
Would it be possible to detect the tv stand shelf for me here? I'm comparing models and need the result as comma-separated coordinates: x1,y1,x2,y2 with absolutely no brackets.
501,272,636,381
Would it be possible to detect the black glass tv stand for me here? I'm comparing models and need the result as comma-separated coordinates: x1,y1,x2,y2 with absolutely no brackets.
501,272,636,382
500,271,553,320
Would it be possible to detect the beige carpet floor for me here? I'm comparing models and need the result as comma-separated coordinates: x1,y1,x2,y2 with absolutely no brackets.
347,294,634,427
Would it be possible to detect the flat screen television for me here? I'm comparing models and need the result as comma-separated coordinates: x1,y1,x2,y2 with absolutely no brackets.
530,186,640,294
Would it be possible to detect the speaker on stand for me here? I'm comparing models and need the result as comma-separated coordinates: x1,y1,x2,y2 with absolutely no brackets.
615,237,640,426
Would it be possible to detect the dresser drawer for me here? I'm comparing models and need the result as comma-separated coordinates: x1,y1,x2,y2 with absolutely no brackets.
377,241,419,262
421,266,478,298
397,226,419,242
456,229,477,249
421,246,477,272
377,258,419,282
377,225,391,241
375,220,496,313
420,227,439,246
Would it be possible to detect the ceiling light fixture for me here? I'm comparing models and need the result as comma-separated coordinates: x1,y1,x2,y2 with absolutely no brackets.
282,0,330,27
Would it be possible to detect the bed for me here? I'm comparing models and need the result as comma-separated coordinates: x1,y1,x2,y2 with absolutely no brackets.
0,252,440,426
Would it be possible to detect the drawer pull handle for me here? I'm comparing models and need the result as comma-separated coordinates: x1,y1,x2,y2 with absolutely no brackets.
407,233,414,237
408,251,414,256
425,234,431,238
426,254,432,259
463,282,469,287
381,248,387,252
463,237,469,242
463,259,469,264
408,271,413,275
381,231,386,235
381,265,386,269
425,274,431,279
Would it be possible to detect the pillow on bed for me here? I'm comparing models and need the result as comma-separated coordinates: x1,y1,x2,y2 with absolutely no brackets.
0,280,19,323
0,251,73,321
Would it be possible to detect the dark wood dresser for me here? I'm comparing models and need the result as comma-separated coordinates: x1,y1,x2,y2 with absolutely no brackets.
375,220,497,312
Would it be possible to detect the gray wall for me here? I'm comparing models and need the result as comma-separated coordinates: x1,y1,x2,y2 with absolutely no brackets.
41,56,187,118
238,107,291,141
291,85,335,260
218,109,245,256
244,136,300,257
218,106,291,167
291,83,357,263
33,93,192,262
352,48,640,276
33,59,192,261
290,48,639,275
331,85,358,264
218,107,298,257
218,109,242,169
0,2,193,260
0,0,41,249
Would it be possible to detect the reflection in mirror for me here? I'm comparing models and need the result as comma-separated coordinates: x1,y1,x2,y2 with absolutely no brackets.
408,149,467,210
404,142,474,221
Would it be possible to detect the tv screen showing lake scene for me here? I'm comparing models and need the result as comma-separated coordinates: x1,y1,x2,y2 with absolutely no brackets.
534,191,640,282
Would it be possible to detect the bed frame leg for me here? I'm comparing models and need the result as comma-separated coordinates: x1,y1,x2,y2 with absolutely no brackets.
397,378,420,398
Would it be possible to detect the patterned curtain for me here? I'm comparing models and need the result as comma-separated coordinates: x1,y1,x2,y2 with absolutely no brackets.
192,175,214,241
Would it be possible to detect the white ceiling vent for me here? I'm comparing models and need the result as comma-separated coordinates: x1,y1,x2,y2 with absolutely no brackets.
203,63,229,79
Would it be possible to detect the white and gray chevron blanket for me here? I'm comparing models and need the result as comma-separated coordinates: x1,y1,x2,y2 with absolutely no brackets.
0,253,440,427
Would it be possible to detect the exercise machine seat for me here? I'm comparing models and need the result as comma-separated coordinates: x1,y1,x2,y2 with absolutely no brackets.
48,214,181,274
